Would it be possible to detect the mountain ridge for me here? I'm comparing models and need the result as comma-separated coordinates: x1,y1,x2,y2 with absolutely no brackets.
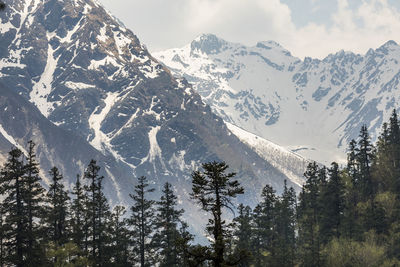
155,34,400,163
0,0,306,218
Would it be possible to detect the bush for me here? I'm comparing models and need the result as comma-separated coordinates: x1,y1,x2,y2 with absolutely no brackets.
324,232,388,267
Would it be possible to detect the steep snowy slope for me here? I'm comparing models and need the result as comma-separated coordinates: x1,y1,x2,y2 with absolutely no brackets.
155,34,400,163
0,82,133,203
226,123,307,187
0,0,305,218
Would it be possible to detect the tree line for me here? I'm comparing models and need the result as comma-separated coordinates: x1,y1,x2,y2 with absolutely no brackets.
1,110,400,266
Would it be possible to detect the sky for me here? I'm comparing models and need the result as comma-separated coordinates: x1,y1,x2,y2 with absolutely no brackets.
98,0,400,59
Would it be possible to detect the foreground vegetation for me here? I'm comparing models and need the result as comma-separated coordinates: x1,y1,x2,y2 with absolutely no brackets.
1,110,400,266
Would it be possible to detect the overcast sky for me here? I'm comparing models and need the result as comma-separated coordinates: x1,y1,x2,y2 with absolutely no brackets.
98,0,400,59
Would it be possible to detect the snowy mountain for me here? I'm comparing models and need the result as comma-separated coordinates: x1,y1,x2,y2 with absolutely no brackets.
155,34,400,163
0,0,306,222
0,82,133,204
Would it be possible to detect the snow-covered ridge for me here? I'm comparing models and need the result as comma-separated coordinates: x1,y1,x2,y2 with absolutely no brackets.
227,123,307,187
0,123,27,155
155,34,400,163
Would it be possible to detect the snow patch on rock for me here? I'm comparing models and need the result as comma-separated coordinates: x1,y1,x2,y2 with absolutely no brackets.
30,38,59,117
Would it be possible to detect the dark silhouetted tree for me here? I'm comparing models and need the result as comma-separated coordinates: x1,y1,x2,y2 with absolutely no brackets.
274,180,296,267
0,148,27,266
190,161,244,267
319,162,344,243
83,160,110,266
129,176,156,267
71,174,85,251
251,184,277,266
153,182,184,266
45,167,70,246
23,141,46,265
109,205,130,266
231,204,252,267
298,162,322,267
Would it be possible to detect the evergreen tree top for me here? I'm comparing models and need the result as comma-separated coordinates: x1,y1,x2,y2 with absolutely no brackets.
190,161,244,213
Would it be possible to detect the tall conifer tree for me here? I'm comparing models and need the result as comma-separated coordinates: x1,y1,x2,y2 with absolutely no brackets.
153,182,184,267
0,148,27,266
71,174,85,251
129,176,156,267
23,141,46,265
190,161,244,267
388,110,400,196
231,204,252,267
251,184,277,266
357,125,374,199
297,162,322,267
109,205,130,266
45,167,70,245
374,122,393,191
274,180,296,267
83,160,110,266
319,162,344,243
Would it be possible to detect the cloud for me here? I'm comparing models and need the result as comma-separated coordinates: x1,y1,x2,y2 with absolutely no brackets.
98,0,400,59
286,0,400,58
182,0,295,45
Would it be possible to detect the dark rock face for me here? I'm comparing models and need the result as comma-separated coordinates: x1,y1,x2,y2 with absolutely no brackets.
190,34,228,55
0,82,133,203
0,0,303,221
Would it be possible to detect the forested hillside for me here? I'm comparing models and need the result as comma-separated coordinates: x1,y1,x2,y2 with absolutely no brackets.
1,110,400,266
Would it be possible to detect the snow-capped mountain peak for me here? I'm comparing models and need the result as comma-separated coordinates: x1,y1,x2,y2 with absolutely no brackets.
156,34,400,163
0,0,306,223
190,33,229,55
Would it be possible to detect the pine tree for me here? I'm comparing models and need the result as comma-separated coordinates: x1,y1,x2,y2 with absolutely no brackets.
153,182,184,267
250,204,264,267
342,142,362,240
95,176,111,266
83,160,110,266
364,200,388,235
297,162,322,267
231,204,252,267
251,184,277,266
0,1,5,11
190,161,244,267
175,221,194,266
45,167,70,246
0,148,27,266
347,139,360,196
23,141,46,265
319,162,344,243
388,109,400,156
374,122,393,192
0,205,6,267
357,125,374,200
129,176,156,267
388,110,400,202
109,205,130,266
71,174,85,251
274,180,296,267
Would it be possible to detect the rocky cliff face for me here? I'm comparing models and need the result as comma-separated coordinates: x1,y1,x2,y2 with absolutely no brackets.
0,82,134,204
0,0,305,221
156,34,400,163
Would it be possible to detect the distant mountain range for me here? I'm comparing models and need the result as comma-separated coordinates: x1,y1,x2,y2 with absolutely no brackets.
155,34,400,163
0,0,308,232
